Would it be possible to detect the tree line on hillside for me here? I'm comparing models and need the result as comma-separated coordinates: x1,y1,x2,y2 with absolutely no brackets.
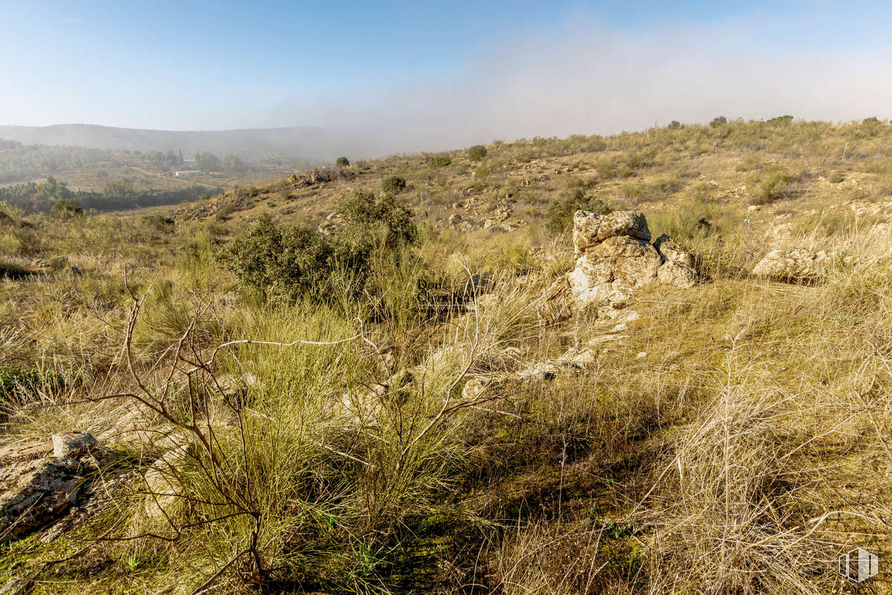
0,177,219,213
0,141,114,184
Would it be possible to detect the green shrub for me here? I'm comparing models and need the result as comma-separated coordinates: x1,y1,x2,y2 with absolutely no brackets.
428,155,452,168
13,229,41,257
223,215,338,299
381,176,407,195
50,199,83,219
0,365,65,400
829,173,845,184
224,193,416,302
668,120,682,130
710,116,728,128
143,214,175,233
338,190,416,252
752,165,793,205
467,145,488,161
545,188,612,234
336,156,350,167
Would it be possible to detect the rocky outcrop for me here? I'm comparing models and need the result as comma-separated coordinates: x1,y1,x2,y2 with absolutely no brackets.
0,433,115,540
567,210,699,311
753,249,831,284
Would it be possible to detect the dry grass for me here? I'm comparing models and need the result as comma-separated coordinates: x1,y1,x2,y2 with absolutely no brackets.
4,120,892,592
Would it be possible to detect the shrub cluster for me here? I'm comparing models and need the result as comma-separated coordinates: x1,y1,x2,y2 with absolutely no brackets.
467,144,488,161
50,199,83,219
223,191,416,301
427,155,452,167
381,175,407,195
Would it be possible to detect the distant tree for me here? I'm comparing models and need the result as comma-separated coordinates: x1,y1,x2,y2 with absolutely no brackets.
668,120,682,130
467,145,487,161
195,151,222,172
336,156,350,167
39,176,73,202
103,178,136,199
223,154,248,174
710,116,728,128
50,199,83,220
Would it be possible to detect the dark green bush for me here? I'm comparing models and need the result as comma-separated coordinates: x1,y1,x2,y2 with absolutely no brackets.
50,199,83,219
339,190,416,252
0,365,65,400
710,116,728,128
467,145,488,161
381,176,407,196
223,215,338,299
143,214,175,233
224,193,416,301
336,156,350,167
428,155,452,168
668,120,682,130
546,188,612,234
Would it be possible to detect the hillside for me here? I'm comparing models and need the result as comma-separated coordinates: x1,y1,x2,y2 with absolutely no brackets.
1,118,892,594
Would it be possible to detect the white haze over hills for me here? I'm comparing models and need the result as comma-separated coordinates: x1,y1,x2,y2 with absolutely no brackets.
0,124,339,162
2,14,891,161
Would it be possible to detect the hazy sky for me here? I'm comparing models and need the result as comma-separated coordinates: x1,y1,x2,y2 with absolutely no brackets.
2,1,892,152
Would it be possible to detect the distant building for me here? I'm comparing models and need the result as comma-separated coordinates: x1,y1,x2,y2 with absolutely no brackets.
174,170,202,177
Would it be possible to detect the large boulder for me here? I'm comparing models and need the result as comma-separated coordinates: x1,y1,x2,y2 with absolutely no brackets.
567,210,699,310
753,249,831,284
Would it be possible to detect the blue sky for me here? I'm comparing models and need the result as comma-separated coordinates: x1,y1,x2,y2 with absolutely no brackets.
2,1,892,150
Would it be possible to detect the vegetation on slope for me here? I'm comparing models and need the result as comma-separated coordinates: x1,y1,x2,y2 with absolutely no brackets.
1,118,892,593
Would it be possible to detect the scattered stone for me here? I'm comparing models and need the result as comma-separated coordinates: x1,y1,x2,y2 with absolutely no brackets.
753,248,831,284
52,433,96,459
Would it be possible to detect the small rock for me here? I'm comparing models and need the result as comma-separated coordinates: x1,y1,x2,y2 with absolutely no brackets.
636,352,648,359
52,433,96,459
753,249,831,284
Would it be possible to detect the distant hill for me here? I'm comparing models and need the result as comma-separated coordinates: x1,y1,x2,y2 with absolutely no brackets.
0,124,339,160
